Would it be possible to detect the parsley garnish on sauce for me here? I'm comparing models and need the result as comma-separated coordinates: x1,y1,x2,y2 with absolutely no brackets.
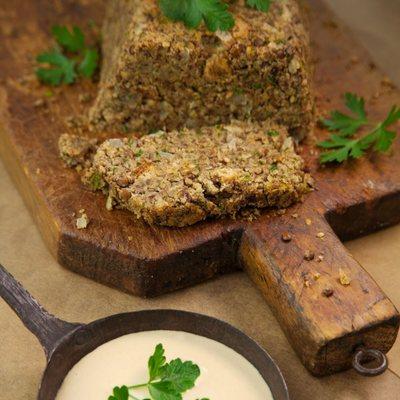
318,93,400,164
108,343,210,400
36,25,99,86
159,0,272,32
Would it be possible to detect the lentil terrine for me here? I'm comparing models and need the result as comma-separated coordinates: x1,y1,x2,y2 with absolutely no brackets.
89,0,314,140
60,121,312,227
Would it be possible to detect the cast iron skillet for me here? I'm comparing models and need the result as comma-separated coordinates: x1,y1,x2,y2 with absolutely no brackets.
0,263,290,400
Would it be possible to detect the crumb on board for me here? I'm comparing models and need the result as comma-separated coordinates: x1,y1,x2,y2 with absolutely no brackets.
106,195,114,211
304,250,315,261
78,93,93,103
305,218,312,226
59,134,98,168
313,272,321,280
317,254,324,262
339,268,351,286
33,98,45,108
316,231,325,239
76,211,90,229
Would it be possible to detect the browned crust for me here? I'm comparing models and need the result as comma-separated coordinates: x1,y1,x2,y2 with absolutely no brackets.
89,0,314,139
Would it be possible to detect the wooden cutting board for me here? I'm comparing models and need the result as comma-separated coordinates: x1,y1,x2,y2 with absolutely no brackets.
0,0,399,377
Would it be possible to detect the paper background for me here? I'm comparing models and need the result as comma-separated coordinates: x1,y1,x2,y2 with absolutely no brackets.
1,1,400,398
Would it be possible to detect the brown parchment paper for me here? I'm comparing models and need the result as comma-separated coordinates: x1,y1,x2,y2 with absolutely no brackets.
1,1,400,399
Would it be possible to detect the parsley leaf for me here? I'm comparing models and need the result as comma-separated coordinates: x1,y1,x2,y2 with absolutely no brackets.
108,344,209,400
318,95,399,164
159,0,234,31
108,385,129,400
159,0,273,31
246,0,272,12
149,381,182,400
52,25,85,52
162,359,200,393
148,343,167,381
372,106,400,152
319,135,367,163
78,48,99,77
323,93,368,136
198,0,235,32
159,0,186,24
36,52,76,85
36,25,99,86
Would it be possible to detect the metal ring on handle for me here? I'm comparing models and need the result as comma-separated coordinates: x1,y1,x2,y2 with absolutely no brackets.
352,348,388,376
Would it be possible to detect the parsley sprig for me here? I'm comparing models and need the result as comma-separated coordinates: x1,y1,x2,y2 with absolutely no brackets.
159,0,272,32
36,25,99,86
318,93,400,163
108,344,210,400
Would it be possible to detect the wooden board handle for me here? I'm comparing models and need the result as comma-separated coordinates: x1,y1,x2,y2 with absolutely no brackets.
239,209,400,376
0,263,81,359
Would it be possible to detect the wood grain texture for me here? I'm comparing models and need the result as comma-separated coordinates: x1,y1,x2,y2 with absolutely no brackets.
0,0,399,375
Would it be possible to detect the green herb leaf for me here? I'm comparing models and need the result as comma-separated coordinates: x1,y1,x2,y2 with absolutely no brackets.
108,385,129,400
322,93,368,136
36,25,99,86
108,344,208,400
267,130,279,137
148,343,167,381
246,0,272,12
135,149,144,157
200,0,235,32
36,51,76,85
78,48,99,77
89,171,103,190
149,381,182,400
318,96,399,164
372,105,400,152
52,25,85,52
319,135,367,163
269,162,278,172
159,0,234,32
159,0,186,24
162,359,200,393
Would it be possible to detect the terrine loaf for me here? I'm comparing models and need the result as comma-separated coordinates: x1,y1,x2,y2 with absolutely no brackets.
89,0,314,140
60,121,312,227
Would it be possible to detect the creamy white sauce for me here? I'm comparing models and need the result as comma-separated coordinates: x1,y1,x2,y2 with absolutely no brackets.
56,330,273,400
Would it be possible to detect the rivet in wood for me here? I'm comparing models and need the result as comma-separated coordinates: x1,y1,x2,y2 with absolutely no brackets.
322,287,334,297
304,250,315,261
281,232,292,242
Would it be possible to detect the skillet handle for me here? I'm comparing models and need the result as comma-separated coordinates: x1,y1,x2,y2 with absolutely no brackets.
0,263,82,359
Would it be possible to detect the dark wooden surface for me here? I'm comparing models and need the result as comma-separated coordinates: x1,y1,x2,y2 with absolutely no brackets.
0,0,399,375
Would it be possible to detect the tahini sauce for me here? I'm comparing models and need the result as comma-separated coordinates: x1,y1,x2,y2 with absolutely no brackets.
56,330,273,400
